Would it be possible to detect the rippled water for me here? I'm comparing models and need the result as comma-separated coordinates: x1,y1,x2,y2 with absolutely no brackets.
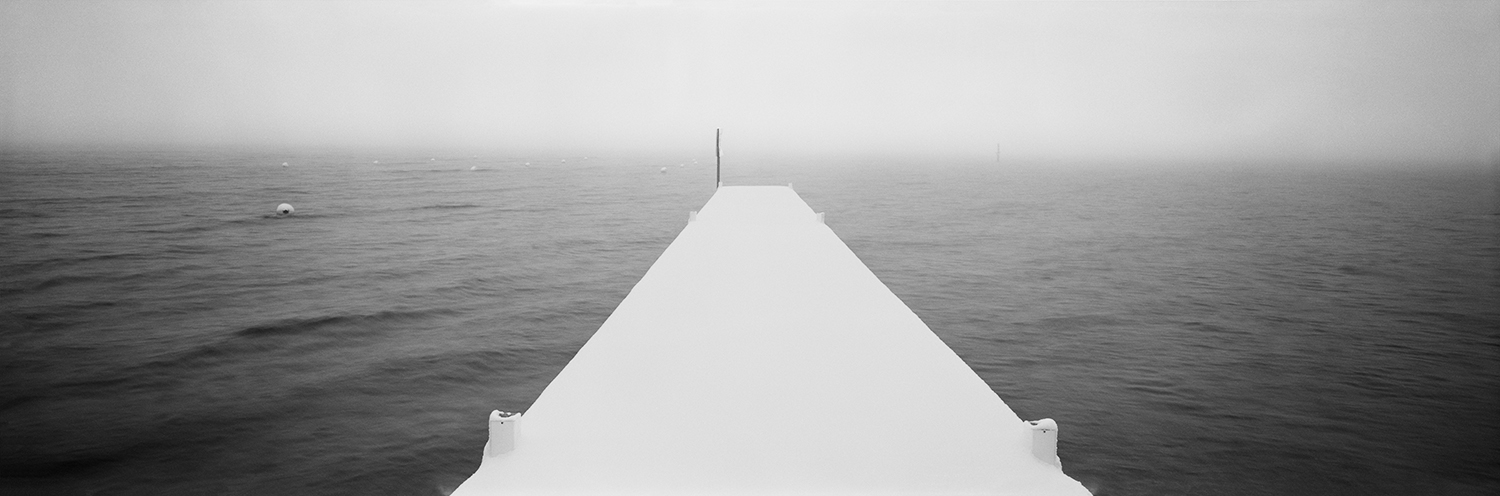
1,148,1496,495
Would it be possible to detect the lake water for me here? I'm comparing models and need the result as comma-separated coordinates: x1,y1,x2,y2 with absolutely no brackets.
1,148,1496,495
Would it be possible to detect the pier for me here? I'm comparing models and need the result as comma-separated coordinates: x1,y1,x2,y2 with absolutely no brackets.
453,185,1089,495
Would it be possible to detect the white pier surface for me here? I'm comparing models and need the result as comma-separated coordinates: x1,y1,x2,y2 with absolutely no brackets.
453,186,1090,496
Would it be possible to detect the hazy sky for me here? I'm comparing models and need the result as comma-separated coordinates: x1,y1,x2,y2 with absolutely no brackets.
2,0,1496,164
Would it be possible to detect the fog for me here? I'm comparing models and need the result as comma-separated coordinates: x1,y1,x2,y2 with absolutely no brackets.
2,0,1496,164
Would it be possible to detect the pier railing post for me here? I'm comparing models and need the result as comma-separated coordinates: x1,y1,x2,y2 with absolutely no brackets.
1026,418,1060,469
487,410,521,457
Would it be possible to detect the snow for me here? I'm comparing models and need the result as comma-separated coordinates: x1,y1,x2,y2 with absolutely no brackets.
452,185,1090,495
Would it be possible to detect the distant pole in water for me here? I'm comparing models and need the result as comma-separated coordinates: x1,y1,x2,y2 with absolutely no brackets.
716,128,722,188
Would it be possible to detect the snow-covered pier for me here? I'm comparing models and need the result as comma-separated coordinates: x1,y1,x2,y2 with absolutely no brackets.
453,185,1090,495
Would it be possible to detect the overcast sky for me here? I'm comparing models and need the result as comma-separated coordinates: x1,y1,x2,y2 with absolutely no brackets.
1,0,1496,164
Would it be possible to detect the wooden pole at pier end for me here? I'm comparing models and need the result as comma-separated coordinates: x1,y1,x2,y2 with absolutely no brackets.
716,128,721,188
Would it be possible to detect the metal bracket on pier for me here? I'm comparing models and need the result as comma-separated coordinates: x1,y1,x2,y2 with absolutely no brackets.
1026,418,1061,469
487,410,522,457
689,210,698,223
815,212,825,224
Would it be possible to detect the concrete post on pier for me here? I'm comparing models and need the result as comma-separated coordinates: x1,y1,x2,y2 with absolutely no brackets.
487,410,521,457
1027,418,1060,469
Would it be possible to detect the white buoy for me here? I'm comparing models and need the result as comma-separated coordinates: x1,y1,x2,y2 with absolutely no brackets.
282,162,288,167
471,166,478,171
276,203,295,216
660,167,667,173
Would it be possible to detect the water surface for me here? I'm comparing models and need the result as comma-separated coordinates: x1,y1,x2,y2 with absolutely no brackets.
2,149,1496,495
